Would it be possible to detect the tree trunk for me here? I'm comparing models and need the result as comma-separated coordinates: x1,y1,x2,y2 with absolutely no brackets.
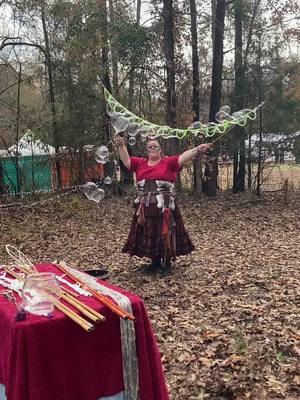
256,33,263,196
41,6,62,188
97,0,111,145
162,0,176,128
203,0,226,196
190,0,200,121
247,129,252,189
190,0,202,195
211,0,217,44
127,0,141,110
15,63,22,195
162,0,180,192
232,0,246,193
108,0,119,94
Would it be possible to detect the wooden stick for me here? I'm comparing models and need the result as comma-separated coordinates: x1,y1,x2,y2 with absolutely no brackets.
60,292,104,323
63,291,106,322
55,264,135,321
44,285,105,324
88,287,134,320
54,300,95,332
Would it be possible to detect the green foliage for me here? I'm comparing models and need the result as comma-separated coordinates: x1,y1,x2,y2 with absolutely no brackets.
43,0,104,146
111,21,156,66
263,57,300,134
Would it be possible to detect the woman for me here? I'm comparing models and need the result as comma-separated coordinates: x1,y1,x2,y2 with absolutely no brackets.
116,135,211,270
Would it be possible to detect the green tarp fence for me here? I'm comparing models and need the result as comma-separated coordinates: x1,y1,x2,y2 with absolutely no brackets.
0,155,52,194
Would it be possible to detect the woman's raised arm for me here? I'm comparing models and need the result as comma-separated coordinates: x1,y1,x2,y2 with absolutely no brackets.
115,135,131,169
178,143,212,168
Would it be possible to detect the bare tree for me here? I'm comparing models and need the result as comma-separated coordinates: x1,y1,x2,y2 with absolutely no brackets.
190,0,200,121
41,5,62,187
96,0,112,146
190,0,202,196
108,0,119,94
0,35,62,187
128,0,141,110
204,0,226,196
233,0,261,192
162,0,176,128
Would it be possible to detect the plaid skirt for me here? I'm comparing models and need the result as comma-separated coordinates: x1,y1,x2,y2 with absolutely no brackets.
122,203,195,260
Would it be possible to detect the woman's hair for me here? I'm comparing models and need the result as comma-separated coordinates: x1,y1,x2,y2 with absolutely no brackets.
146,139,161,149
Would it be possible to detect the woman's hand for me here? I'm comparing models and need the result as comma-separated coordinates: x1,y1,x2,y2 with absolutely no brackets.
197,143,212,155
115,134,125,147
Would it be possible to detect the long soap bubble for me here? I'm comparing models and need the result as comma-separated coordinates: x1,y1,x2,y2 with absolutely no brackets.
103,86,263,142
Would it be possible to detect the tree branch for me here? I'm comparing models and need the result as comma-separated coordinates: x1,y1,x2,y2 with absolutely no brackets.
0,40,48,60
0,74,34,97
243,0,262,70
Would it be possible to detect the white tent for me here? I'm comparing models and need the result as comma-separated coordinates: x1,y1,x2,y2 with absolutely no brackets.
0,131,55,157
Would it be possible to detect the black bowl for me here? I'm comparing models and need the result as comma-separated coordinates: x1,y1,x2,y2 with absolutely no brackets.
85,269,109,279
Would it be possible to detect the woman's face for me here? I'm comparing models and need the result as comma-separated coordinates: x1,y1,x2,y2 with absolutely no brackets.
146,140,161,161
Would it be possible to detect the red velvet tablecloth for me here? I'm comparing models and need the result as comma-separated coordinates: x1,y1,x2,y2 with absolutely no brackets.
0,264,169,400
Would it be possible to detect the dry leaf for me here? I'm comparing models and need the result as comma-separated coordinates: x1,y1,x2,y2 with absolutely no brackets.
1,192,299,399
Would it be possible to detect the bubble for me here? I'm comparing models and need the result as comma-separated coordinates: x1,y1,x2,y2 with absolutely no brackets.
128,137,136,146
95,146,110,164
175,129,186,140
220,105,231,114
147,131,159,139
110,113,130,133
189,121,201,129
140,133,147,142
215,110,228,122
231,111,243,120
136,128,147,137
106,106,113,116
91,188,105,204
82,182,97,199
160,129,171,139
207,122,218,129
127,123,139,136
238,109,252,116
157,127,167,137
104,176,113,185
95,155,109,164
82,183,105,204
206,122,219,137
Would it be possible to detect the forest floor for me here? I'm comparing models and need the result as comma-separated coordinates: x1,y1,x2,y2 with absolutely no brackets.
0,190,300,399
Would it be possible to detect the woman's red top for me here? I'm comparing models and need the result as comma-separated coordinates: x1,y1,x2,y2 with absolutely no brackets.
129,156,180,183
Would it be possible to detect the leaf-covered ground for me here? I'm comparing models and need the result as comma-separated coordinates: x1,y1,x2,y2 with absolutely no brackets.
0,191,299,399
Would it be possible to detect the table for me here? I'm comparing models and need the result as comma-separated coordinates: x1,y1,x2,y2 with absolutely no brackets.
0,264,169,400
